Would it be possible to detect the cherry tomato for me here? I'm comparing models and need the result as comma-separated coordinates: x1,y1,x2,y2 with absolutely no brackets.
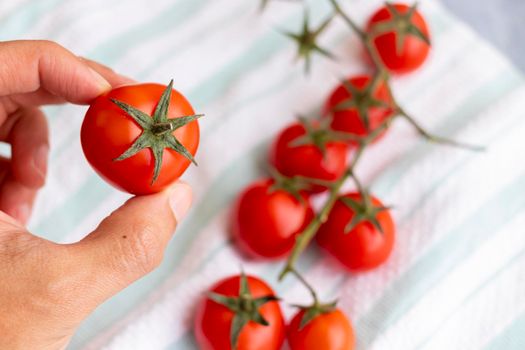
81,82,200,195
194,274,285,350
316,192,395,271
324,75,393,141
366,3,431,74
233,179,314,259
270,121,349,193
287,309,355,350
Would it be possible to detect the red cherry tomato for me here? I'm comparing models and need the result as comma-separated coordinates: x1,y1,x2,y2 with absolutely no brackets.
366,3,431,74
270,122,348,193
287,309,355,350
233,179,314,259
81,82,200,195
316,192,395,271
324,75,393,141
194,274,285,350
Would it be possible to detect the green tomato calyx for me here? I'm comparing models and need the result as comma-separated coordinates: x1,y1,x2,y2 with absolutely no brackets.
110,80,203,185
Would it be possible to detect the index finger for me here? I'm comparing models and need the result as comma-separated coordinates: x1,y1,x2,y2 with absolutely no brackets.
0,40,111,104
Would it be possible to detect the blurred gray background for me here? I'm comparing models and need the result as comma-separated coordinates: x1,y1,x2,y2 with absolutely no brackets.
442,0,525,72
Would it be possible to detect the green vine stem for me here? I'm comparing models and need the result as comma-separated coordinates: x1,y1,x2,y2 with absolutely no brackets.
328,0,386,71
395,105,484,151
288,267,338,329
279,124,385,280
277,0,483,279
329,0,483,151
328,0,366,39
289,267,320,304
279,166,351,280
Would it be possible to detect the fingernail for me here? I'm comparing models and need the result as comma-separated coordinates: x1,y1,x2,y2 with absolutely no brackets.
33,145,49,184
169,182,192,222
88,67,111,91
13,204,30,225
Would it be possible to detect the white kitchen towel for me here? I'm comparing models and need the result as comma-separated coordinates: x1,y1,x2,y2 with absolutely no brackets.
1,0,524,349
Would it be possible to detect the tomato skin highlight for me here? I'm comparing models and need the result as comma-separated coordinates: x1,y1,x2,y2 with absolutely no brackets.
366,3,430,74
232,179,315,259
194,275,285,350
270,122,348,193
324,75,393,141
287,309,355,350
316,192,395,271
81,83,199,195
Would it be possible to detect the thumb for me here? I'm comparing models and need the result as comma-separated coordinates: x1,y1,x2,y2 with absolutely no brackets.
70,182,192,307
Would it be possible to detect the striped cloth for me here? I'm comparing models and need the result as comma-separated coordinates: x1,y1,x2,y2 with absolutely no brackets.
2,0,525,349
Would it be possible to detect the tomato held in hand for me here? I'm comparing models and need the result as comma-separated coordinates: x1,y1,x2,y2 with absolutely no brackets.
270,119,349,193
366,3,431,74
81,80,200,195
288,308,355,350
324,75,393,141
233,178,314,259
316,192,395,271
194,273,285,350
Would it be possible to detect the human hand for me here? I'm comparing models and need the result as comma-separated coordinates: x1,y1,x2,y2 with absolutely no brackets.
0,40,193,349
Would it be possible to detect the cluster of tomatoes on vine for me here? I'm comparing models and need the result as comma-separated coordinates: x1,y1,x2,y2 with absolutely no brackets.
79,1,473,349
195,2,445,349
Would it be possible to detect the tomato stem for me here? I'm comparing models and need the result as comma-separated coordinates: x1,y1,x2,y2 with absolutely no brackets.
275,0,484,282
278,168,350,281
329,0,388,71
348,171,366,200
279,146,365,280
207,270,278,349
278,121,389,280
328,0,365,39
288,267,339,329
331,0,482,152
110,81,202,184
289,268,319,305
151,122,174,136
395,105,485,151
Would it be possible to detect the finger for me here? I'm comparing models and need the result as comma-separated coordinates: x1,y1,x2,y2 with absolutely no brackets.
0,156,37,224
70,182,192,306
0,155,9,184
0,40,111,104
2,57,134,108
3,87,66,108
0,204,26,228
5,86,86,108
0,167,37,225
0,108,49,189
0,179,36,225
0,106,49,225
79,57,136,87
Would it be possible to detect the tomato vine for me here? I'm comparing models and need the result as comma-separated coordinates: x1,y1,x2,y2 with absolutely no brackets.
203,2,485,348
264,0,483,280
